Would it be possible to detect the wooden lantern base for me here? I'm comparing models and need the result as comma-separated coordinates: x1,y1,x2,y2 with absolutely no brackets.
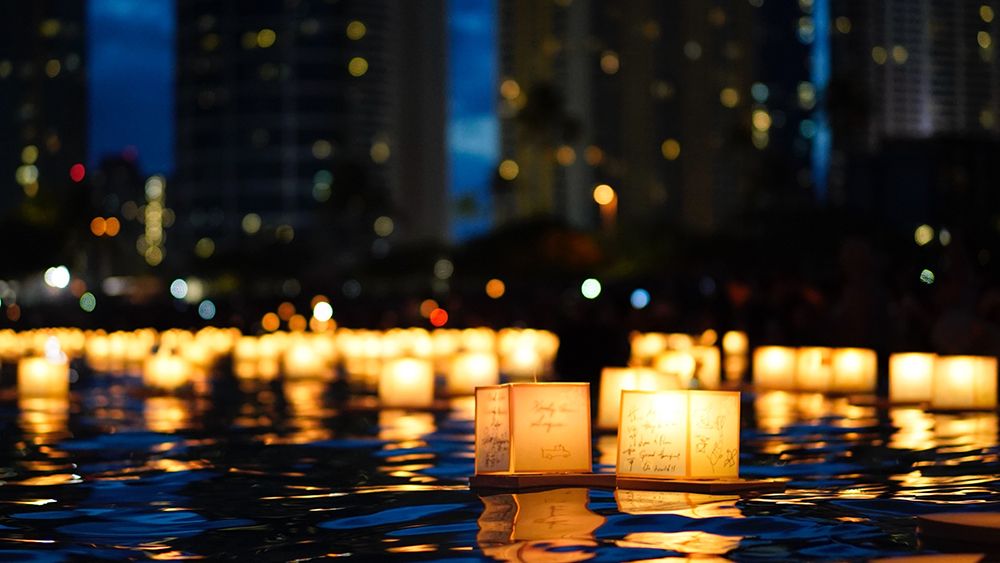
917,512,1000,548
615,477,788,494
469,472,617,490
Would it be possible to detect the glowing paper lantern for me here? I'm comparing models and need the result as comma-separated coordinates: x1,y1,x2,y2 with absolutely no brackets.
831,348,877,393
752,346,796,389
795,347,833,392
282,341,330,380
378,357,435,408
17,356,70,398
474,382,591,474
446,352,500,395
596,367,679,429
889,353,936,404
931,355,998,410
690,346,721,389
617,390,740,479
143,354,190,391
652,351,697,387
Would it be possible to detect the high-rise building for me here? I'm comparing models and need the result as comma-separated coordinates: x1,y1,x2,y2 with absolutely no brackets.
174,0,447,274
0,1,88,213
495,0,757,234
831,0,1000,145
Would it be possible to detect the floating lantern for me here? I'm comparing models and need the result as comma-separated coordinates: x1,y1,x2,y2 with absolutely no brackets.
617,389,740,479
446,352,500,395
282,340,330,380
630,332,669,365
831,347,877,393
752,346,796,389
501,346,545,380
931,355,997,411
378,357,435,408
474,382,591,474
795,347,833,392
18,338,70,398
143,353,190,391
596,367,679,430
652,351,697,388
690,345,721,389
888,353,936,404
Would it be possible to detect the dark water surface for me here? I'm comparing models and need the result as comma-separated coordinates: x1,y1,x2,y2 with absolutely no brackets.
1,372,998,561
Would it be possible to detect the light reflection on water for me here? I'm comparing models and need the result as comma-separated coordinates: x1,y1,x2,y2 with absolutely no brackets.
0,375,996,560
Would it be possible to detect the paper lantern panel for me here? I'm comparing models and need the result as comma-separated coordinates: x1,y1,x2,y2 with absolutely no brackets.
475,383,591,474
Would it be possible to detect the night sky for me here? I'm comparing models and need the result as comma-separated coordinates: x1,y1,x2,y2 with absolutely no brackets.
87,0,496,240
87,0,175,175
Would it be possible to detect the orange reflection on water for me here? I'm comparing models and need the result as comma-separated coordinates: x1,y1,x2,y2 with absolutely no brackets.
889,408,936,450
18,397,69,440
144,397,191,433
378,410,436,442
478,488,604,545
614,490,743,519
933,413,998,449
616,530,741,558
282,379,334,443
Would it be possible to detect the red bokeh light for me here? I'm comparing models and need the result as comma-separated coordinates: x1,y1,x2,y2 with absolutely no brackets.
70,163,86,182
429,307,448,327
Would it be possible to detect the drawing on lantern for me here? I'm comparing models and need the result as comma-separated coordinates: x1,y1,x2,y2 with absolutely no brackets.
617,389,740,479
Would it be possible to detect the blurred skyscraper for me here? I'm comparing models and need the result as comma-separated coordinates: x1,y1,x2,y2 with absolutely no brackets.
0,1,88,214
495,0,756,234
174,0,447,275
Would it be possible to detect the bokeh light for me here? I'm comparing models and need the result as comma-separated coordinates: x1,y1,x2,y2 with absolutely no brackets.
312,301,333,322
485,278,506,299
593,184,615,205
630,288,650,309
198,300,217,320
169,279,188,300
581,278,601,299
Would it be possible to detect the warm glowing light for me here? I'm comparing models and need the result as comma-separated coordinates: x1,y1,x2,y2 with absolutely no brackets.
69,163,85,182
719,88,739,108
261,312,280,332
889,353,936,404
256,28,276,48
600,51,620,74
498,159,519,180
872,46,888,64
312,301,333,322
195,237,215,258
499,79,520,100
722,331,748,355
978,31,993,49
593,184,615,205
914,224,934,246
277,302,296,321
105,217,120,237
143,354,190,391
90,217,106,236
795,347,833,392
753,346,796,389
242,213,262,234
983,5,996,23
288,314,306,332
831,348,877,393
379,358,436,408
596,367,679,429
931,355,997,410
661,138,681,160
474,383,591,474
373,216,394,237
447,352,500,395
346,20,366,40
419,299,438,318
752,110,772,131
618,390,740,479
429,308,448,327
348,57,368,77
485,278,506,299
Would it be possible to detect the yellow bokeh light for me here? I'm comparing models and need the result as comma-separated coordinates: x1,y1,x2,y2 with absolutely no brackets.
500,79,520,100
419,299,438,318
835,16,852,33
45,59,61,78
600,51,620,74
752,110,772,131
661,138,681,160
585,145,604,166
891,45,908,64
194,237,215,259
872,46,888,64
914,224,934,246
593,184,615,206
374,216,394,237
346,20,367,40
485,278,506,299
288,314,307,332
982,5,995,23
348,57,369,77
498,159,519,180
370,141,390,163
256,29,276,48
242,213,262,234
719,87,739,108
21,145,38,165
261,312,280,332
978,31,992,49
555,145,576,166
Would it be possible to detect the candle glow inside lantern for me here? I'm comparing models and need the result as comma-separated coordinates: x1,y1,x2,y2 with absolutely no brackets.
143,353,191,391
446,352,500,395
475,382,591,474
652,351,697,388
617,389,740,479
752,346,796,390
17,337,70,399
795,347,833,392
831,347,877,393
931,355,998,411
889,353,936,404
596,367,679,430
378,357,435,408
